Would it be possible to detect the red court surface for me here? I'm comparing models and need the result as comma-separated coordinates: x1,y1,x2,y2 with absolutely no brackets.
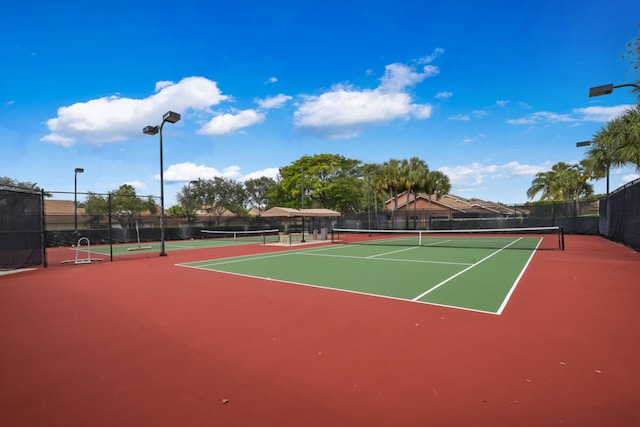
1,235,639,426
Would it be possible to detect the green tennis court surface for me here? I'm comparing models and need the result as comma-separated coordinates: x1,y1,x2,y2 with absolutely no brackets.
178,235,542,315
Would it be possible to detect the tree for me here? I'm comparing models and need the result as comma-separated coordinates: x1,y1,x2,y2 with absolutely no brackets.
606,106,640,170
399,157,429,228
167,205,187,218
379,159,402,227
84,184,155,228
83,192,109,228
0,176,50,196
527,171,559,201
526,162,593,202
421,170,451,228
584,106,640,195
244,176,277,215
187,177,249,226
271,154,363,213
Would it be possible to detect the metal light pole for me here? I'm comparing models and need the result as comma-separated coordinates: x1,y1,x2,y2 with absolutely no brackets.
300,163,305,243
367,170,383,232
143,111,181,256
74,167,84,233
187,180,198,238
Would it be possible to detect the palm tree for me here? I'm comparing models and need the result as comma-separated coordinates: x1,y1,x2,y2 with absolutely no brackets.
380,159,402,227
527,162,580,201
527,171,558,201
585,106,640,195
400,157,429,229
422,170,451,229
607,105,640,170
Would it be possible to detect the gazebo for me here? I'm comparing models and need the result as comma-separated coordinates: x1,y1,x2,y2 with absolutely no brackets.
261,207,341,243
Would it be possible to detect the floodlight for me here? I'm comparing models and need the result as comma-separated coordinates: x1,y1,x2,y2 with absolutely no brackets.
589,82,640,97
589,84,614,97
143,125,159,135
163,111,181,123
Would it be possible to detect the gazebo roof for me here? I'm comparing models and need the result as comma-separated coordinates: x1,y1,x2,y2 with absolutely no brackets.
261,207,341,217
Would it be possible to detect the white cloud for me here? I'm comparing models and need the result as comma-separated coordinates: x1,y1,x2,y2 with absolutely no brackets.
294,86,418,139
435,91,453,100
266,77,278,84
243,167,280,181
573,105,635,122
506,111,575,125
419,47,445,64
124,179,147,192
439,161,550,190
496,100,509,107
198,109,265,136
379,62,434,92
156,162,279,183
294,55,439,139
42,76,229,146
154,81,174,92
412,104,433,119
506,104,634,126
256,94,292,109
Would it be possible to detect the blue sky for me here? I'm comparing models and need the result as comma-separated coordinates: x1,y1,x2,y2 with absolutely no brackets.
2,0,639,206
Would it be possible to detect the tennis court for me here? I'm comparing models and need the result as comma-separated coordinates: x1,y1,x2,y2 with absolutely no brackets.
179,227,560,314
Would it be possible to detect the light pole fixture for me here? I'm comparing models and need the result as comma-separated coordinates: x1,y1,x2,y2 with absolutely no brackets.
589,83,640,97
143,111,181,256
74,167,84,233
576,140,609,196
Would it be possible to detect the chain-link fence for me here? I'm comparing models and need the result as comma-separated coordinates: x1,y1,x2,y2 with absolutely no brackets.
599,178,640,251
35,188,639,263
44,191,282,250
336,198,601,235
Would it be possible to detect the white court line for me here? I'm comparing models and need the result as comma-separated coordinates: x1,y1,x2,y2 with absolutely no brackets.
495,238,542,315
412,237,524,301
366,245,420,258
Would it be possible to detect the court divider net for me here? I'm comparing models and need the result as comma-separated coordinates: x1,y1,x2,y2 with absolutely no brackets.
330,226,564,250
201,229,281,244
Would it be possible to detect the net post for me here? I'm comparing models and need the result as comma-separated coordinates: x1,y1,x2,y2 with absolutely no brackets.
559,226,565,250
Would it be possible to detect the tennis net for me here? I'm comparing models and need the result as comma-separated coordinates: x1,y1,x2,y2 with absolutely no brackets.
331,226,564,250
201,229,281,244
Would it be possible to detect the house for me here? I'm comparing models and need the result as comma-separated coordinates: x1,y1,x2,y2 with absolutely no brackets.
44,200,86,230
384,191,527,221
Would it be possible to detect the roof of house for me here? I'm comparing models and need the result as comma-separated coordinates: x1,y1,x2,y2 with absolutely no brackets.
44,199,85,215
385,192,527,215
